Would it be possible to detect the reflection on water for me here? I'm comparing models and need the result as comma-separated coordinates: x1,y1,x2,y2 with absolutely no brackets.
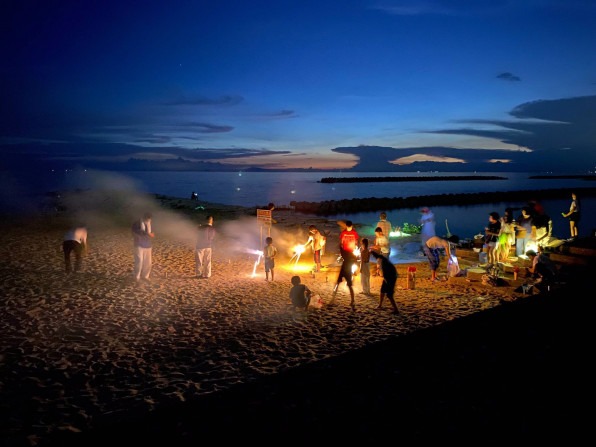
2,169,593,238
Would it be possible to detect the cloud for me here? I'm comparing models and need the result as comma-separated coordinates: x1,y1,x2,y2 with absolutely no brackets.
431,95,596,153
0,142,292,170
371,0,508,16
133,135,172,144
497,72,521,82
268,110,298,118
161,95,243,106
372,1,596,17
415,94,596,170
250,110,299,121
180,122,235,133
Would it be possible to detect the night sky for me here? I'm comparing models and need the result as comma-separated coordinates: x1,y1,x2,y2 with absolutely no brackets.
2,0,596,171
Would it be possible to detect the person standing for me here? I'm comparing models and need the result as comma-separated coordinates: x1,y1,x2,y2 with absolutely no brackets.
339,220,359,259
515,207,533,257
359,238,371,295
263,236,277,281
333,220,359,310
376,213,392,242
485,212,501,266
63,225,87,273
304,225,326,272
372,226,390,276
195,216,215,278
420,207,436,245
132,213,154,281
562,192,580,239
497,208,516,262
370,250,399,314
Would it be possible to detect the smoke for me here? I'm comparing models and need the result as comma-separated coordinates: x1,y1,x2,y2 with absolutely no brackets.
50,171,201,248
2,169,323,262
217,217,310,259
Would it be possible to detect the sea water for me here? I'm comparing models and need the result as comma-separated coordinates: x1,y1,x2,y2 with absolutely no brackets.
1,169,593,238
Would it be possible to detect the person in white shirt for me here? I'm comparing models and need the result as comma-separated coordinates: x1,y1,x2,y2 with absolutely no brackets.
376,213,392,240
132,213,154,281
63,226,88,273
420,207,436,245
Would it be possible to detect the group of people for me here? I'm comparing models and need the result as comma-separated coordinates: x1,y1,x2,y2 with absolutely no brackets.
62,213,216,282
62,194,580,312
483,193,581,267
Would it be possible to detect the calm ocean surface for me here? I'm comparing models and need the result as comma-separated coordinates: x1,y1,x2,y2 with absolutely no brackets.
2,170,594,238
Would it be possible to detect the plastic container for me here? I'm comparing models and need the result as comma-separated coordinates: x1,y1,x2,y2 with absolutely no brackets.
406,266,416,289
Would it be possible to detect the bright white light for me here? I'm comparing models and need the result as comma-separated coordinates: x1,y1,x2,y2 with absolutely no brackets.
353,247,361,257
250,250,263,277
525,241,538,254
389,231,410,237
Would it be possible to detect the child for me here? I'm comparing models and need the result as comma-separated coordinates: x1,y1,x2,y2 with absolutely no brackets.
485,212,501,266
372,226,390,276
360,238,371,295
370,250,399,314
305,225,326,272
289,276,312,310
264,236,277,281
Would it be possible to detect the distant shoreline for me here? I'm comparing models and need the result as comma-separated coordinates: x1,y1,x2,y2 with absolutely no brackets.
292,187,596,215
320,175,507,183
529,175,596,180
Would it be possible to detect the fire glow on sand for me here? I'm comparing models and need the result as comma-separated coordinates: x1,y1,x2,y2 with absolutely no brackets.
289,244,306,268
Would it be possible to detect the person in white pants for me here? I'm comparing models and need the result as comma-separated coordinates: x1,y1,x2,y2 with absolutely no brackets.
196,216,215,278
132,213,154,281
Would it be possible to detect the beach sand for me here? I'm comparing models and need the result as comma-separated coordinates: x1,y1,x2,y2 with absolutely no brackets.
0,190,527,445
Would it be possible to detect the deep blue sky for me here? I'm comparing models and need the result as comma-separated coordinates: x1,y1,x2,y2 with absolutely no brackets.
2,0,595,171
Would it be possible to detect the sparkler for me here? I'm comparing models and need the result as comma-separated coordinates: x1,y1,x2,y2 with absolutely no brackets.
244,249,263,277
289,244,306,268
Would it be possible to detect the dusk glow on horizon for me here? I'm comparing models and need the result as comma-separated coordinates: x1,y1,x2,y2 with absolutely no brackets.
2,0,596,172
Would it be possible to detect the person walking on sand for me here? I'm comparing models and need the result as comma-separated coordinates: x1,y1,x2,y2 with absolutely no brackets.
562,192,580,239
264,236,277,281
359,238,371,295
132,212,154,281
195,216,215,278
370,250,399,314
331,250,357,310
420,207,436,245
424,235,458,282
63,225,87,273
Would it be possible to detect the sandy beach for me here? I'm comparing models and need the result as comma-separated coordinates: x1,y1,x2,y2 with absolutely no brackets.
0,190,537,445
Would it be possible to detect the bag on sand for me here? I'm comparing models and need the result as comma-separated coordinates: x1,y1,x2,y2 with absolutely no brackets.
309,294,323,309
447,255,461,277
